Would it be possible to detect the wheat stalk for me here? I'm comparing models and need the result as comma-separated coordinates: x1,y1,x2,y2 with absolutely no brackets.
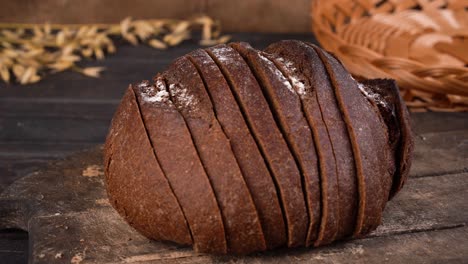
0,15,230,85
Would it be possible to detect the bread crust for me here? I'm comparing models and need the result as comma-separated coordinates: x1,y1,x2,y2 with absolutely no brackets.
187,49,286,249
359,79,414,200
133,79,227,253
104,86,191,245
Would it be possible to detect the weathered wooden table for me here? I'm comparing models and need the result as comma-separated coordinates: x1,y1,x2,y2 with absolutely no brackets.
0,33,467,264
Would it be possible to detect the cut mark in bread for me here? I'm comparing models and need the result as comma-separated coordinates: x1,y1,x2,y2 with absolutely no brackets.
187,50,287,249
231,42,321,247
206,45,308,248
314,47,393,236
267,41,359,239
264,41,341,246
133,79,227,253
105,87,192,245
163,58,266,254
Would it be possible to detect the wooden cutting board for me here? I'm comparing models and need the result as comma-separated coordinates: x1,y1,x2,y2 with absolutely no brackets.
1,138,467,263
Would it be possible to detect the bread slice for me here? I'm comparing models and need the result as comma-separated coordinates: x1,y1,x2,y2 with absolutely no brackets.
231,42,321,247
206,44,308,248
162,57,266,254
313,46,393,236
187,49,286,249
104,86,191,245
359,79,414,199
263,41,341,246
265,40,358,241
132,79,227,253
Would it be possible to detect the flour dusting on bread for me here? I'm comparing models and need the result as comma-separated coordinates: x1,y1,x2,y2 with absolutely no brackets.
258,53,294,93
357,82,388,108
168,83,196,108
275,57,306,96
137,80,170,103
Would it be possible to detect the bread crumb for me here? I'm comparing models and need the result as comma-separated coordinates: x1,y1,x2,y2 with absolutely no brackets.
71,253,84,264
168,83,197,109
82,165,104,177
95,198,110,206
139,81,170,103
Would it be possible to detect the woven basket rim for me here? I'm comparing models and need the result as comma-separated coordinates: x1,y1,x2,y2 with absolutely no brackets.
311,0,468,111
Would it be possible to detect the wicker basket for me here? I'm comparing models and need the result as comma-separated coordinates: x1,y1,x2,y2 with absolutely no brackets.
311,0,468,112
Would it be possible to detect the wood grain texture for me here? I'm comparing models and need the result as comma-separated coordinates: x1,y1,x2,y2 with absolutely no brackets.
0,0,202,24
1,148,467,263
0,0,310,33
410,130,468,177
204,0,310,33
0,229,28,264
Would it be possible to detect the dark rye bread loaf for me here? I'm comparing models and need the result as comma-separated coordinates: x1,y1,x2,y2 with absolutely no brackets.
187,49,287,250
264,40,358,241
162,57,266,254
104,87,191,245
231,42,321,247
132,79,227,254
206,44,309,248
104,40,413,254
